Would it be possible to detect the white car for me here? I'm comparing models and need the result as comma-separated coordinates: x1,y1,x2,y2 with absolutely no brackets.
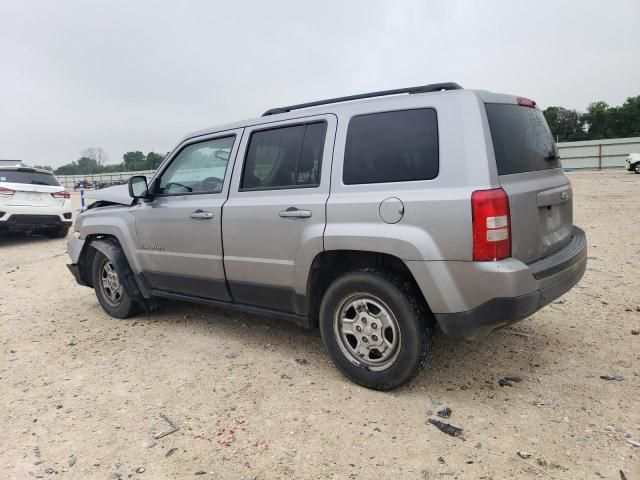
0,166,72,237
626,153,640,174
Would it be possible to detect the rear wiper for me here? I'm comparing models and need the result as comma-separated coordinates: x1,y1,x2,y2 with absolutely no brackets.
30,181,49,185
544,150,559,162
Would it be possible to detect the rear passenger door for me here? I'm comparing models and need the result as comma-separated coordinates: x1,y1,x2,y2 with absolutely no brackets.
223,115,336,315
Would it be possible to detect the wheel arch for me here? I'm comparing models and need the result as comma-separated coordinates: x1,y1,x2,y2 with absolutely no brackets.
305,250,433,328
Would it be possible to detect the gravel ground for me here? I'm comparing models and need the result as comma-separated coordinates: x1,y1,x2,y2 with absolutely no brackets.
1,170,639,480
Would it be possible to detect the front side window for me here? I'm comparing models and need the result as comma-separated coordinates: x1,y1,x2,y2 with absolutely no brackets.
241,122,326,190
343,109,439,185
158,136,235,195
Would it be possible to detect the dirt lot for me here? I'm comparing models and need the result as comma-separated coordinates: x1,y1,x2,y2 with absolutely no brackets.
1,170,639,480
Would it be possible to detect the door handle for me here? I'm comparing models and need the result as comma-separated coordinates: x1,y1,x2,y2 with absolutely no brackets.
189,210,214,219
279,207,312,218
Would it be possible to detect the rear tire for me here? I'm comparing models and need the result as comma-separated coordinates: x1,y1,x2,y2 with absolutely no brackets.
91,250,139,318
319,269,434,390
46,226,70,238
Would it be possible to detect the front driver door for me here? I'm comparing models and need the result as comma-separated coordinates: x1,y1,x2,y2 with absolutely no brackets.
134,129,242,300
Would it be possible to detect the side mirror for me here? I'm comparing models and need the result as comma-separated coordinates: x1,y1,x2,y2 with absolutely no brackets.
128,175,149,199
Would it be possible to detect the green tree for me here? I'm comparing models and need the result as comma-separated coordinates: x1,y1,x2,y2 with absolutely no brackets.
145,152,165,170
583,101,610,139
543,107,586,141
54,162,80,175
122,151,146,171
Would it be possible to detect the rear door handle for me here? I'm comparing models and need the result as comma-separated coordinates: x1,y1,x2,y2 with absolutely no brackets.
279,207,312,218
189,210,214,219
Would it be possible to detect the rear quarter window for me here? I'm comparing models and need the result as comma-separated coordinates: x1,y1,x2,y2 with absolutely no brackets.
485,103,560,175
343,108,439,185
0,169,61,186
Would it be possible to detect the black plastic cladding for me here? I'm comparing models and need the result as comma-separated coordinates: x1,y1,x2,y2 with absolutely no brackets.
262,82,463,116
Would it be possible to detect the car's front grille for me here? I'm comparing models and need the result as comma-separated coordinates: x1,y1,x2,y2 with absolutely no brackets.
6,214,62,225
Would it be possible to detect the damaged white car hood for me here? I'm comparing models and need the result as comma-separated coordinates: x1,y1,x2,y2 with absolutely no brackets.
87,184,134,206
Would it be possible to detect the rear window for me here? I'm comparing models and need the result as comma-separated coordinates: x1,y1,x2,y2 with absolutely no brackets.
485,104,560,175
0,169,61,186
343,108,439,185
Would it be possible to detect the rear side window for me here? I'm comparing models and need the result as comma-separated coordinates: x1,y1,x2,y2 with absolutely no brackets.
485,104,560,175
343,109,439,185
241,122,326,190
0,169,61,186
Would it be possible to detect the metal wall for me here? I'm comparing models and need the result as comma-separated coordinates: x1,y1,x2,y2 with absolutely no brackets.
557,137,640,170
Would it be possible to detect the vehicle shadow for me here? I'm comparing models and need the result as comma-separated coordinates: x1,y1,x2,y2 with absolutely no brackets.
142,298,560,393
0,232,57,247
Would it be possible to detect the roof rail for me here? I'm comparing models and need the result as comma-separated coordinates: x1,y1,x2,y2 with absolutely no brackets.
262,82,462,116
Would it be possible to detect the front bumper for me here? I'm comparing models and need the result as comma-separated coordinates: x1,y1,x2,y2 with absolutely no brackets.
434,227,587,339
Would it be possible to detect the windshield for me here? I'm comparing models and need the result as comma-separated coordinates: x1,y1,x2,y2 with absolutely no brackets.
0,169,61,186
485,103,561,175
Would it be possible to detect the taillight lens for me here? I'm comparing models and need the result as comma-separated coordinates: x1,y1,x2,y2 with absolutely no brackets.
471,188,511,261
0,187,15,196
52,191,71,199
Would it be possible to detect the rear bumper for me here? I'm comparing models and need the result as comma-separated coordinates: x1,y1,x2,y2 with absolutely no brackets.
0,204,72,231
434,227,587,339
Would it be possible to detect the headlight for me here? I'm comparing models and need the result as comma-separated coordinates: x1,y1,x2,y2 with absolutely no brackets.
73,231,81,239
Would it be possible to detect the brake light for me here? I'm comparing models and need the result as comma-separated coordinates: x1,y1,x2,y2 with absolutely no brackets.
52,191,71,199
471,188,511,261
0,187,15,196
517,97,536,108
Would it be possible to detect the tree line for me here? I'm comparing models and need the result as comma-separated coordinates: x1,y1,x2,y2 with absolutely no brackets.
542,95,639,142
52,148,166,176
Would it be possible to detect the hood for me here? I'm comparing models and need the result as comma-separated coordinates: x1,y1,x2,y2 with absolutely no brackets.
87,184,134,206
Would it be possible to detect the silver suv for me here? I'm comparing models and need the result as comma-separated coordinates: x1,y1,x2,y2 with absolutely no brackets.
67,83,587,390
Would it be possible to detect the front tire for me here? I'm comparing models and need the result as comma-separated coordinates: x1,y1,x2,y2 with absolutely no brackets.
91,250,139,318
634,163,640,174
319,269,434,390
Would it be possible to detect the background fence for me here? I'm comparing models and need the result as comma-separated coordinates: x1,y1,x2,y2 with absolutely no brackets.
57,170,155,190
56,137,639,188
557,137,639,170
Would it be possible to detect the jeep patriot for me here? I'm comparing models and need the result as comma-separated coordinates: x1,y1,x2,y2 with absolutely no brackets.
67,82,587,390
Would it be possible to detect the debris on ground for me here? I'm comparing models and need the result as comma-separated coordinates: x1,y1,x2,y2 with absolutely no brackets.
154,413,179,439
427,418,464,438
504,376,522,383
295,358,309,365
499,378,513,387
437,407,452,419
620,470,628,480
627,439,640,448
68,455,76,467
437,456,445,464
194,471,206,476
166,447,178,457
135,467,145,473
599,375,624,381
517,450,532,459
631,329,639,335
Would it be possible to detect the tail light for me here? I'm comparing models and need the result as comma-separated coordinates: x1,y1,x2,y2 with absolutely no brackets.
52,191,71,199
471,188,511,261
0,187,15,196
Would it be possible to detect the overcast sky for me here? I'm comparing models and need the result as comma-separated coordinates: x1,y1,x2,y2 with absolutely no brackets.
1,0,638,167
